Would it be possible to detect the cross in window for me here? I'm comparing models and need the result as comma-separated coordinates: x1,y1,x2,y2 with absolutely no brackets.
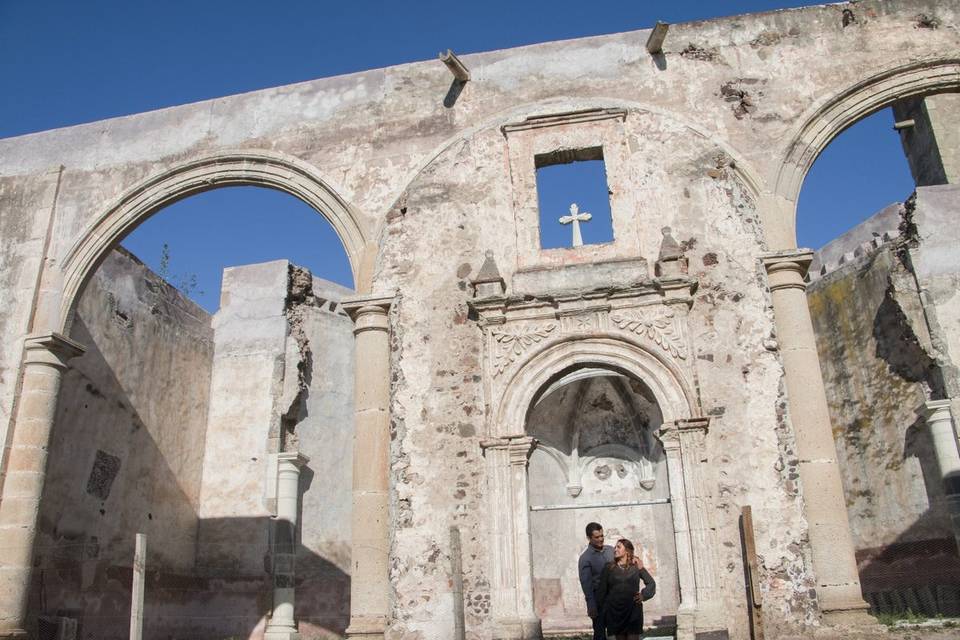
559,203,592,247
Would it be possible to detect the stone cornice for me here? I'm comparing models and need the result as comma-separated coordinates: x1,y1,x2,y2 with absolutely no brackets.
468,277,698,325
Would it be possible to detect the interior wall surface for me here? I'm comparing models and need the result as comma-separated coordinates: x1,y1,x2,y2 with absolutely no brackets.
0,2,959,639
30,248,214,637
807,200,960,616
192,260,355,639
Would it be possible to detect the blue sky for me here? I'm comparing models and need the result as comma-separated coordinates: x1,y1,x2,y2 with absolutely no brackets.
1,1,914,311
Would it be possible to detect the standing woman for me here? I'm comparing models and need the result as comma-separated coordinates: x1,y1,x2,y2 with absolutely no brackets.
596,539,656,640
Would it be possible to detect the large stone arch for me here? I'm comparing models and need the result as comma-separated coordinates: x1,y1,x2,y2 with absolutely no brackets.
763,57,960,251
55,149,374,332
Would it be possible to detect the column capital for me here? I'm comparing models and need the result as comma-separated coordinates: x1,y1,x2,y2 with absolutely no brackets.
918,398,954,422
23,332,85,368
480,435,537,465
276,451,310,469
659,417,710,438
761,250,814,292
342,293,395,335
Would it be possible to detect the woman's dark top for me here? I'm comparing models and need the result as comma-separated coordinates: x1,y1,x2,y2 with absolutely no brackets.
596,562,656,634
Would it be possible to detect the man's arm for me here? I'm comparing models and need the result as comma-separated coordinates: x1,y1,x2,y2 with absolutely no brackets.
578,556,597,617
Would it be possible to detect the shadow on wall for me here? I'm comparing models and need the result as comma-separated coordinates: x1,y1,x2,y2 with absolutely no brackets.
30,319,350,640
854,288,960,617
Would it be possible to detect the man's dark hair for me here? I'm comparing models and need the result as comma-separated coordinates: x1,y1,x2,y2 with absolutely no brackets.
585,522,603,538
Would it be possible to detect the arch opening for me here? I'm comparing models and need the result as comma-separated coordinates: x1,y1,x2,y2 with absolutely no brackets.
57,150,370,333
525,366,679,636
32,179,360,638
789,75,960,619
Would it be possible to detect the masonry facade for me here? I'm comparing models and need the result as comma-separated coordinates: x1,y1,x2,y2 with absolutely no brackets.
0,1,959,639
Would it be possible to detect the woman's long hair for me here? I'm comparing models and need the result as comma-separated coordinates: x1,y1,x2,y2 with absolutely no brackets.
609,538,635,569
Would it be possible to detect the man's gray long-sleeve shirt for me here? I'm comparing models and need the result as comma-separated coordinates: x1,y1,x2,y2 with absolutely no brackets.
577,544,614,610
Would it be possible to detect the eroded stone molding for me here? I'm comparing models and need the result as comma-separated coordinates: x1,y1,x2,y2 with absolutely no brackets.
470,277,699,424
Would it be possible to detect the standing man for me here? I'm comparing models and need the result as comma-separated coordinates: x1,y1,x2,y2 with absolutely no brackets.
578,522,613,640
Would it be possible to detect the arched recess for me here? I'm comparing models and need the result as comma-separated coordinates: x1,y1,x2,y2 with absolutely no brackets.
55,149,373,332
483,335,716,639
496,335,697,435
766,58,960,251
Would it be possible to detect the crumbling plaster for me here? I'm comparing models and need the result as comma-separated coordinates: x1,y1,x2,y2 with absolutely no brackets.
1,2,960,639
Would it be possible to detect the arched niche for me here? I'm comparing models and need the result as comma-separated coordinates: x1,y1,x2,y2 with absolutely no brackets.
54,149,373,333
482,336,718,640
526,369,680,635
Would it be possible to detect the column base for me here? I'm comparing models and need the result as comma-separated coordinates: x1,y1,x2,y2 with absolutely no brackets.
493,616,542,640
345,615,387,640
821,607,882,630
674,603,697,640
264,625,300,640
0,631,27,639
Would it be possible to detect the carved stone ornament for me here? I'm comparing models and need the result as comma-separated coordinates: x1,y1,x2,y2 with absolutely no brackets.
491,323,558,376
611,307,687,359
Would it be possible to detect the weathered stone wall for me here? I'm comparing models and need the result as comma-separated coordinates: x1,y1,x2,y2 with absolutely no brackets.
2,2,960,639
894,94,960,186
191,260,355,639
808,193,960,615
376,104,809,639
30,247,214,636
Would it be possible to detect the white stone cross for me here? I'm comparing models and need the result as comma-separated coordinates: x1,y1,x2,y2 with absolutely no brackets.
559,203,592,247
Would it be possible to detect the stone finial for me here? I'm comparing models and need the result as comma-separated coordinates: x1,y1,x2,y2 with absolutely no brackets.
471,250,506,298
655,227,688,278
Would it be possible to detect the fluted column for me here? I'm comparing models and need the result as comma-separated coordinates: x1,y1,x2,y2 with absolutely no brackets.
265,451,310,640
0,333,84,638
762,251,871,623
917,400,960,545
481,435,541,640
343,295,394,640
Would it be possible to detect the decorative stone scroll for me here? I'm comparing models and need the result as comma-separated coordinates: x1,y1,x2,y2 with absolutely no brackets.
490,323,558,375
611,306,688,360
469,275,698,392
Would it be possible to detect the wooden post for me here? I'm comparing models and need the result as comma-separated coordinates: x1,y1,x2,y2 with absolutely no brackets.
450,526,466,640
130,533,146,640
740,507,763,640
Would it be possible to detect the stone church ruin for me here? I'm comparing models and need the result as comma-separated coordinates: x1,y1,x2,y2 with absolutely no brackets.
0,1,959,639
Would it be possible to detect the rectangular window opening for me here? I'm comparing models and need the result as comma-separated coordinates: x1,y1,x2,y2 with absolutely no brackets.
535,146,614,250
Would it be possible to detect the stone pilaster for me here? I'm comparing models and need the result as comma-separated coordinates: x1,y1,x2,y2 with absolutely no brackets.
762,251,872,624
0,333,85,638
481,435,542,640
917,399,960,546
343,295,394,640
656,423,697,640
660,418,727,637
265,451,310,640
